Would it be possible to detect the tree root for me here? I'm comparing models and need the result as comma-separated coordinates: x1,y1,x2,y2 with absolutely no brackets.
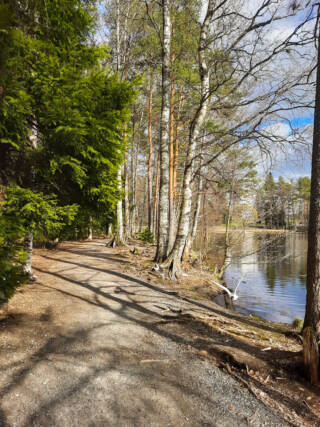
106,234,126,248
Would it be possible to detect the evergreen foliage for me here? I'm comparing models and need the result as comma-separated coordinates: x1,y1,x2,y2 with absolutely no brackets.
0,0,134,301
137,228,154,244
0,201,26,302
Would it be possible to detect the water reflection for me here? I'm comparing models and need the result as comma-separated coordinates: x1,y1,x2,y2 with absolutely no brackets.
209,231,307,324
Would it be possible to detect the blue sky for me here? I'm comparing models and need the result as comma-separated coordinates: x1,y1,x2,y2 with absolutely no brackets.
291,115,314,128
258,114,313,180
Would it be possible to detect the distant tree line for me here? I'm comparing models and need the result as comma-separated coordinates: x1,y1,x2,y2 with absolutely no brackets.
256,173,311,230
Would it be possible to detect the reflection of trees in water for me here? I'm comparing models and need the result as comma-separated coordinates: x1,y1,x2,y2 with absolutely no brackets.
256,234,285,263
265,263,276,293
205,231,247,272
203,231,307,294
205,234,226,269
255,233,307,291
209,232,307,322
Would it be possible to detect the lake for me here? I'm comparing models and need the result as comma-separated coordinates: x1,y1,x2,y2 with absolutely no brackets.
207,231,307,324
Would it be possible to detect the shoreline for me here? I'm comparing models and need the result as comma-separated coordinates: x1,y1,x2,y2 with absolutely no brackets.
114,237,319,425
208,225,304,233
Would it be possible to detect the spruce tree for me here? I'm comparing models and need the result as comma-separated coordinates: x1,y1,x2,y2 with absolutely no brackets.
0,0,134,299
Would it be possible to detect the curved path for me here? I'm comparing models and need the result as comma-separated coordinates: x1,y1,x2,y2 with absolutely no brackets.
0,241,289,426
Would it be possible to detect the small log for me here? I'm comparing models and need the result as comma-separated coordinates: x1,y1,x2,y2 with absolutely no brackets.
303,326,319,384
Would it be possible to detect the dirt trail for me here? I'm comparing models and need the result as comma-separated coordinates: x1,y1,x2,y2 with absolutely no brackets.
0,240,289,426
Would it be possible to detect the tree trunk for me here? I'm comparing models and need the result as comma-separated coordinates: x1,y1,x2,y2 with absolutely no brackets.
162,0,214,278
130,112,142,235
114,0,125,245
124,150,130,239
23,124,38,280
304,8,320,383
173,94,183,198
107,223,113,236
147,73,154,232
123,50,130,238
155,0,171,262
139,178,148,232
153,147,161,238
88,216,93,240
183,173,203,262
303,327,319,385
219,179,234,278
23,233,35,279
116,166,125,244
168,68,176,254
131,144,138,235
116,0,121,72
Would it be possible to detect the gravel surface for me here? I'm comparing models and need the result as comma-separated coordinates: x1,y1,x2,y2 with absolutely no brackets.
0,240,290,426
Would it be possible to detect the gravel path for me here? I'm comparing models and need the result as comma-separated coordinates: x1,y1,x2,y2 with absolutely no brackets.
0,241,290,426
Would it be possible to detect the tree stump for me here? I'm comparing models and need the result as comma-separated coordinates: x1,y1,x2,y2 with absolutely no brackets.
303,326,319,384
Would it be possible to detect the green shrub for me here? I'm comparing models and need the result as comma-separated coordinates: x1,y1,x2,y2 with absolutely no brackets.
0,212,28,302
0,186,78,301
137,228,154,244
292,318,304,333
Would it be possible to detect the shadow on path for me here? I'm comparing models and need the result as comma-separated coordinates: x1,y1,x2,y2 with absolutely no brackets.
39,253,289,335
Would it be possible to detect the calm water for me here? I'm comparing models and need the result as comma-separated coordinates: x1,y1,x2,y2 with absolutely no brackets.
208,231,307,324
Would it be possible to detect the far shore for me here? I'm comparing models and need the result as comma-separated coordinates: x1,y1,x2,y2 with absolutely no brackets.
209,225,307,233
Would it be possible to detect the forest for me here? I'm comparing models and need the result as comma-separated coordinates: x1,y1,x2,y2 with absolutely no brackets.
1,0,320,424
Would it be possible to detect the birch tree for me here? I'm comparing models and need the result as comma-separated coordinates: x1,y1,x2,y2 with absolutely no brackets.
163,0,214,277
155,0,172,262
115,0,125,244
160,0,315,278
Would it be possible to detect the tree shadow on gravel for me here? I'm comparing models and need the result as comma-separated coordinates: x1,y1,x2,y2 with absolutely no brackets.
58,247,132,264
39,254,295,335
0,310,247,426
30,258,320,425
1,246,316,426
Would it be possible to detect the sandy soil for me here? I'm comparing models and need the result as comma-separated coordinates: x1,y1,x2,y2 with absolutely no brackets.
0,240,316,426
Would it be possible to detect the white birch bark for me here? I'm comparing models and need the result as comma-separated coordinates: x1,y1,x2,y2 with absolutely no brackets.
130,112,141,235
155,0,171,262
23,124,38,279
183,172,203,261
131,143,138,235
147,73,154,232
153,147,161,237
124,151,130,238
116,166,124,243
88,216,93,240
115,0,125,244
23,232,35,279
163,0,214,278
167,73,176,254
115,0,121,72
